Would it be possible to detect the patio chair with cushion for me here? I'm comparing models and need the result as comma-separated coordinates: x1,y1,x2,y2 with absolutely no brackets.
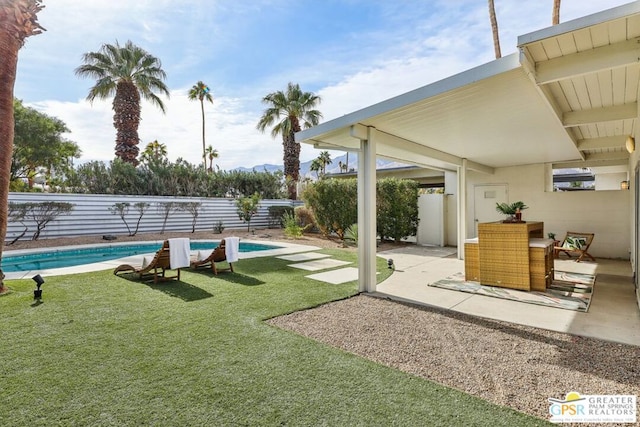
190,237,239,275
554,232,595,262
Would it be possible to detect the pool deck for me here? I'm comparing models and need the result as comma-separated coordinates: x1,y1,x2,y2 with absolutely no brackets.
4,239,321,280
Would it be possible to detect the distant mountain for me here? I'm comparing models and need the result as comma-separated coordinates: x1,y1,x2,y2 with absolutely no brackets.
234,164,282,173
235,153,410,178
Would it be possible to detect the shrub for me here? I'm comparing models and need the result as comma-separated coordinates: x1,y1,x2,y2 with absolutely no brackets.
302,177,419,242
12,201,75,240
295,205,317,233
343,223,358,247
65,159,286,198
282,211,304,239
267,205,294,228
376,178,419,242
302,178,357,239
213,220,225,234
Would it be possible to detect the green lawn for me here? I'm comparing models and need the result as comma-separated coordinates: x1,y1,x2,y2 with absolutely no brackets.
1,249,547,426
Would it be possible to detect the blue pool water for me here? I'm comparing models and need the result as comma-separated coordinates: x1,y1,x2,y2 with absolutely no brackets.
2,241,278,273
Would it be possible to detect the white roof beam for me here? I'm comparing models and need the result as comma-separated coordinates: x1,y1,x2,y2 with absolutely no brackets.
553,158,629,169
563,103,637,127
312,139,361,151
584,151,630,161
535,38,640,85
577,136,626,150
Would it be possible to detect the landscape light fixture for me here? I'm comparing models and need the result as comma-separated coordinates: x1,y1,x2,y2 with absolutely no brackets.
32,274,44,300
626,136,635,154
387,259,395,270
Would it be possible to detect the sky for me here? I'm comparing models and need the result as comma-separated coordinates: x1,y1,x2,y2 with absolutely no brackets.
14,0,633,170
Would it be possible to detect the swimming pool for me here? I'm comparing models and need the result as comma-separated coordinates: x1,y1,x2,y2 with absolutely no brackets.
2,241,279,273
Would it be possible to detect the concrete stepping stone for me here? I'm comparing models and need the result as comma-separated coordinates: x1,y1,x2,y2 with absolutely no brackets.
277,252,331,262
288,259,352,271
306,267,360,284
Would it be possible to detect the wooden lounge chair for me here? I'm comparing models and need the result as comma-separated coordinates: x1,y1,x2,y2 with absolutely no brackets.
554,232,595,262
190,239,235,275
113,241,181,283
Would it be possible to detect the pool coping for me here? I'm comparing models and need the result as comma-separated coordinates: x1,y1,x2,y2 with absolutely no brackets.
4,239,322,280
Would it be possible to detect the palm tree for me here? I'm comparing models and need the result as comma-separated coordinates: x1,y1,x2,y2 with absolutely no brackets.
318,151,332,175
188,81,214,170
552,0,561,25
257,82,322,200
75,40,170,166
488,0,501,59
0,0,45,293
309,158,322,180
140,139,168,163
205,145,219,172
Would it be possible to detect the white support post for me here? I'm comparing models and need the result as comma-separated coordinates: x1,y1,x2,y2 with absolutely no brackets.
456,159,468,260
357,128,377,292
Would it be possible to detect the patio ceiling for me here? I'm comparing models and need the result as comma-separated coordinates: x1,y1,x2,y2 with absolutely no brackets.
519,2,640,169
296,2,640,173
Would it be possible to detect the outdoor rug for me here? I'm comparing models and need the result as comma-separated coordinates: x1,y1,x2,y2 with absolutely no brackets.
428,270,596,312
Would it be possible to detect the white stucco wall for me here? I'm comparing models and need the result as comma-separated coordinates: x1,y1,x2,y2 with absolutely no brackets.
595,172,627,191
466,164,631,260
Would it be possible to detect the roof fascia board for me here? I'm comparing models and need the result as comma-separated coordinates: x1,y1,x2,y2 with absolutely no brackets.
518,1,640,46
296,54,521,143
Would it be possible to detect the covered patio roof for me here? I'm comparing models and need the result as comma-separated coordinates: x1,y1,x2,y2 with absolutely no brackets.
296,2,640,172
295,2,640,294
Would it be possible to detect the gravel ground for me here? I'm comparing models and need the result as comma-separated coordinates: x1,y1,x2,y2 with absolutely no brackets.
269,295,640,425
5,230,639,424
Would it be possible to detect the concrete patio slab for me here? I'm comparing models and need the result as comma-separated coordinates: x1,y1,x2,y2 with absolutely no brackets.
288,259,352,271
376,246,640,346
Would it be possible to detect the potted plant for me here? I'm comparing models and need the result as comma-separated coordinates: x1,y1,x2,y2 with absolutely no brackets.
495,201,528,223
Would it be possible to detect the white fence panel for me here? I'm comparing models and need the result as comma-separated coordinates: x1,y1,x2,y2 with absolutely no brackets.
6,193,296,242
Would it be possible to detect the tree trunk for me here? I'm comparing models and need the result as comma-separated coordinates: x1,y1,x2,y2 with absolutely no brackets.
488,0,501,59
282,131,300,200
113,81,141,165
201,98,206,170
552,0,561,25
0,27,21,293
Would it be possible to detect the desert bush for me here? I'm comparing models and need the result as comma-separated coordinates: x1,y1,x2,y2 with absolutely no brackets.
282,211,305,239
295,205,317,233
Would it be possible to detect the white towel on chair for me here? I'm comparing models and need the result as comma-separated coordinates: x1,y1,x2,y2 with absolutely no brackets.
168,238,191,269
225,237,240,263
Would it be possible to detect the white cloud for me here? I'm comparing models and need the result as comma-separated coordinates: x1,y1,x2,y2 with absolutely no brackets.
18,0,633,170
